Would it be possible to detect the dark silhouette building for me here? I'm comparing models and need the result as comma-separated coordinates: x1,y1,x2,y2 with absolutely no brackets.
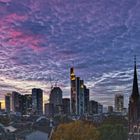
115,94,124,112
11,91,21,113
70,67,90,116
84,86,89,114
5,93,11,113
62,98,70,115
108,106,113,113
20,94,32,115
128,57,140,140
89,100,98,115
70,67,77,114
32,88,43,115
44,103,54,117
98,103,103,114
50,87,63,115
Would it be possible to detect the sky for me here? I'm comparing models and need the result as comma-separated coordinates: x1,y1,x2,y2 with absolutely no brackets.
0,0,140,107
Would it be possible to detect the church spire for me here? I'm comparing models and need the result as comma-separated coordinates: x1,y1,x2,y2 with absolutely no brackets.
132,55,139,99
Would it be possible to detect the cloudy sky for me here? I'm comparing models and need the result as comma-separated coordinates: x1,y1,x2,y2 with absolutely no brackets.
0,0,140,107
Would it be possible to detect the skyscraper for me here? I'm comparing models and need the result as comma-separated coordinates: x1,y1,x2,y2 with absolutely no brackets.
62,98,70,115
50,87,62,115
70,67,76,114
32,88,43,115
70,67,90,116
76,78,85,115
89,100,98,115
84,86,89,114
114,94,124,112
128,57,140,140
108,106,113,113
44,103,54,117
5,93,11,113
20,94,32,115
11,91,21,113
98,103,103,114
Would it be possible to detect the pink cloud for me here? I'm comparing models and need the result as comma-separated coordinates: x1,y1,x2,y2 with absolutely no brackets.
0,0,11,2
4,13,28,23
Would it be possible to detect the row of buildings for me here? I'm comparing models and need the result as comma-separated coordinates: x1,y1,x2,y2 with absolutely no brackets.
5,88,43,115
45,84,103,117
70,67,103,116
4,67,127,117
4,67,104,117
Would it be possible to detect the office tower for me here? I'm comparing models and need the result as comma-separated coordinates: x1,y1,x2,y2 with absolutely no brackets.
44,103,54,117
5,93,11,113
20,94,32,115
50,87,62,115
32,88,43,115
20,95,27,115
89,100,98,115
62,98,70,115
11,91,21,113
108,106,113,113
84,86,89,114
98,103,103,114
70,67,90,116
115,94,124,112
128,57,140,140
24,94,32,114
70,67,76,114
76,78,85,115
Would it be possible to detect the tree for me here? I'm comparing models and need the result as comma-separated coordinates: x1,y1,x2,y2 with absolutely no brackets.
98,124,128,140
51,121,100,140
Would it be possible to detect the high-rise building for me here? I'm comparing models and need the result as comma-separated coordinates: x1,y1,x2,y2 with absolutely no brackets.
115,94,124,112
76,78,85,115
128,57,140,140
84,86,89,114
11,91,21,113
32,88,43,115
98,103,103,114
44,103,54,117
24,94,32,114
70,67,76,114
108,106,113,113
70,67,90,116
5,93,11,113
89,100,98,115
62,98,70,115
20,94,32,115
50,87,62,115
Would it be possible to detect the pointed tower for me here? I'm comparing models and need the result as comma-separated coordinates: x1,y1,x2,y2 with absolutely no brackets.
131,56,139,100
70,67,77,114
128,56,140,140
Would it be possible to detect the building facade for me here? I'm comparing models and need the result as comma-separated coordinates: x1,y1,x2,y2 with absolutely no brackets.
11,91,21,113
70,67,77,114
5,93,11,113
89,100,98,115
20,94,32,115
49,87,63,115
62,98,70,115
44,103,54,117
115,94,124,112
70,67,90,116
32,88,43,115
84,86,89,114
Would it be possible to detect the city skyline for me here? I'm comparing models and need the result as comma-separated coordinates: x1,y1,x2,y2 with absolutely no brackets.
1,0,140,108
